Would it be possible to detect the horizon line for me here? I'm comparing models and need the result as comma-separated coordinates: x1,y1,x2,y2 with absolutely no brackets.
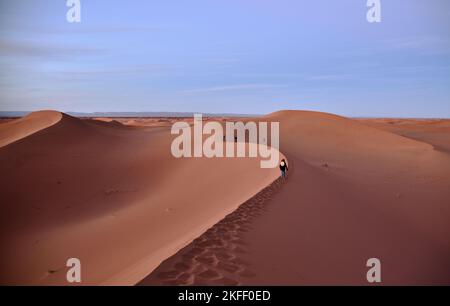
1,110,450,120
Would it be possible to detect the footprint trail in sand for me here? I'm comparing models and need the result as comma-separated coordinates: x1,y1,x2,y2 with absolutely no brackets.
138,177,285,286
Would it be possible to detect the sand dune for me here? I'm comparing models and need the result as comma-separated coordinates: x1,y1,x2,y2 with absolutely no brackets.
0,111,279,285
139,178,285,285
141,110,450,285
1,110,449,285
357,118,450,153
0,111,62,148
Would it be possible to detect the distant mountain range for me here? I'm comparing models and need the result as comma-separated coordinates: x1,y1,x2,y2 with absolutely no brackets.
0,111,261,118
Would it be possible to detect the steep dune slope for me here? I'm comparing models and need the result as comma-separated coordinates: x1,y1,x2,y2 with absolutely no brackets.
0,111,62,148
142,110,450,285
245,111,450,284
0,112,279,285
356,118,450,153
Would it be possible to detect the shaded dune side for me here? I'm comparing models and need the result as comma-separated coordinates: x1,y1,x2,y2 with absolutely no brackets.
0,111,62,148
356,118,450,154
0,112,151,230
0,112,279,285
139,178,285,285
256,111,450,285
141,110,450,285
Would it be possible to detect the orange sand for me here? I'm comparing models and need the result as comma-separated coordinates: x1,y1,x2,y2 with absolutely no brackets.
1,110,450,285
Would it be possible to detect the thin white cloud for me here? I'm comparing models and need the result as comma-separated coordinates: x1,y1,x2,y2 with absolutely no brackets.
180,84,287,94
201,58,240,64
0,23,165,35
306,74,352,81
384,36,450,54
232,72,305,78
0,38,104,60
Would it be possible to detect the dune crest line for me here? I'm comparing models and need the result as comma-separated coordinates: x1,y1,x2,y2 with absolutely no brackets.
138,176,286,285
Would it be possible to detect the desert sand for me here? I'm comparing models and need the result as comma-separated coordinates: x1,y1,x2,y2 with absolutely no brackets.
140,111,450,285
356,118,450,153
0,111,279,285
0,110,62,148
1,110,450,285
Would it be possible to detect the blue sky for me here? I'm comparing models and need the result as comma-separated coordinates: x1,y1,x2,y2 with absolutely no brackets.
0,0,449,117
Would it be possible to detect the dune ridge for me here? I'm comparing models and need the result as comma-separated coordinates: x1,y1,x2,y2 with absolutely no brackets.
356,118,450,154
1,110,449,285
0,110,62,148
0,111,280,285
141,110,450,285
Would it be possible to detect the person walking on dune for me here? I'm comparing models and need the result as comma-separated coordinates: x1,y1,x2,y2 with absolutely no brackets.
280,159,288,179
